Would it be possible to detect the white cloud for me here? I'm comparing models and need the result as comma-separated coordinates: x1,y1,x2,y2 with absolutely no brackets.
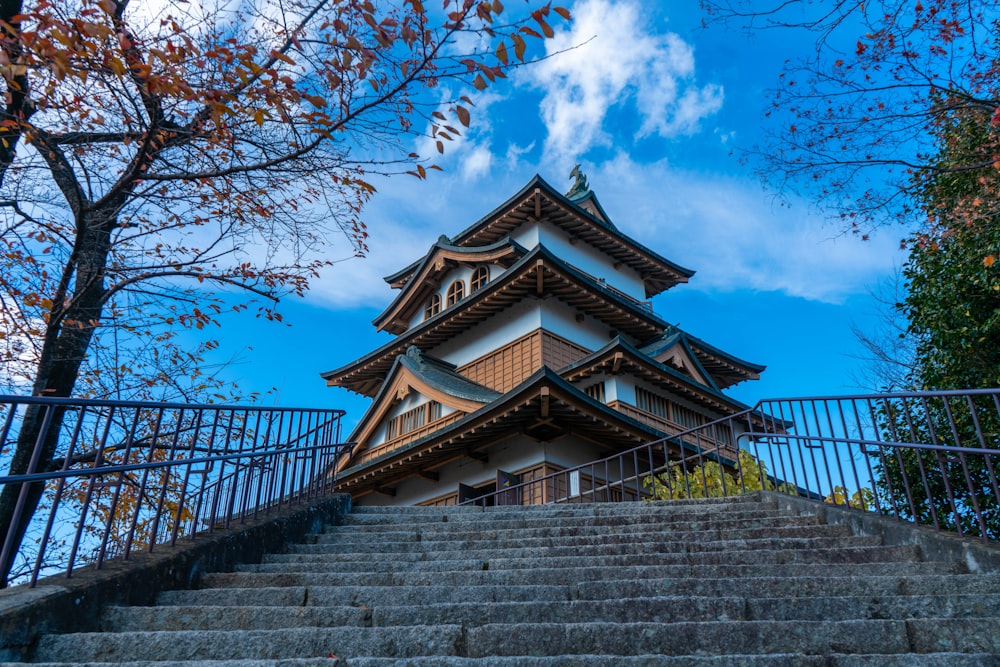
526,0,724,163
588,154,905,303
306,170,530,308
461,145,493,181
305,154,902,311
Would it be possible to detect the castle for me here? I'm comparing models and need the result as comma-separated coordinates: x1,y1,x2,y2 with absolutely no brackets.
322,173,764,505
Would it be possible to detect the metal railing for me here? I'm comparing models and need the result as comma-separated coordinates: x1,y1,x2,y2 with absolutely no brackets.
0,396,350,587
463,389,1000,542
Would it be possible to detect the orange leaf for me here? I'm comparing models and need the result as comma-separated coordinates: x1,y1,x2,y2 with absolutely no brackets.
269,49,296,65
985,255,996,268
511,34,526,61
496,41,508,65
472,73,487,90
553,6,571,20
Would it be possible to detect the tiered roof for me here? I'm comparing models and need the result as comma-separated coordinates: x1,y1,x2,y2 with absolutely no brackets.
322,244,677,396
325,174,766,499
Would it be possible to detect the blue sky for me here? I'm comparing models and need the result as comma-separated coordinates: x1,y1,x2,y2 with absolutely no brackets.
204,0,907,426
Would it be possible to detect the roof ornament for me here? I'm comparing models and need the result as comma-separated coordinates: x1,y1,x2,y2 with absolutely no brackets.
405,345,422,362
566,164,589,199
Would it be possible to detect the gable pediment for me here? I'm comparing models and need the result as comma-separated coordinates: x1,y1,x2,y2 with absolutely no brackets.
374,237,527,334
340,349,499,470
651,343,710,387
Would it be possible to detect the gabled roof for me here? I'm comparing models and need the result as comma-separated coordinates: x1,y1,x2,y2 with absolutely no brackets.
558,337,754,415
374,237,527,334
639,326,765,390
321,245,674,396
333,366,686,497
382,236,527,290
444,175,694,299
342,346,500,466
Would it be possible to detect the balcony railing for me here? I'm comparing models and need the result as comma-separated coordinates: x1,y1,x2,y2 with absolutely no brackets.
466,389,1000,543
0,396,349,588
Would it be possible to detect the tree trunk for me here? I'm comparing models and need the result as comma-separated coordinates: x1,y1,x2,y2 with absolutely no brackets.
0,211,113,586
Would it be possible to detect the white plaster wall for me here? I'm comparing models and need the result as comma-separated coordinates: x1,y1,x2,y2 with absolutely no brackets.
538,300,625,350
605,377,622,403
407,261,514,329
536,225,646,300
611,378,636,405
356,433,543,506
509,221,540,250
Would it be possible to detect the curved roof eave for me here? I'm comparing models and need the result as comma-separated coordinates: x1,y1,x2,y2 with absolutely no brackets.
640,326,766,380
321,244,672,390
335,366,670,480
382,235,528,288
449,175,695,284
372,237,528,332
560,336,752,412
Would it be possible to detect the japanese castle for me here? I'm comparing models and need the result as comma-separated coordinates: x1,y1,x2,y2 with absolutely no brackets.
321,172,764,506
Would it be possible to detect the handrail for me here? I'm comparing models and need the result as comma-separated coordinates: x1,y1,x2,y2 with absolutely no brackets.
463,389,1000,543
0,397,349,587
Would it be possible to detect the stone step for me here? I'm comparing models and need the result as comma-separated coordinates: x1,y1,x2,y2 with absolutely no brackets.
340,655,1000,667
157,573,1000,609
200,549,921,589
342,495,775,520
6,655,1000,667
314,517,838,543
156,584,574,608
30,618,1000,662
30,626,465,663
285,533,885,556
105,593,1000,632
334,507,802,530
349,495,769,514
16,495,1000,666
458,619,1000,657
240,559,958,578
575,573,1000,601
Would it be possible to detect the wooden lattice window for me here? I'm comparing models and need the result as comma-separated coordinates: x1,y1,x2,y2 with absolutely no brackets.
673,403,703,429
635,387,669,419
424,293,441,320
446,280,465,306
714,422,734,445
386,401,442,440
585,382,606,403
470,266,489,293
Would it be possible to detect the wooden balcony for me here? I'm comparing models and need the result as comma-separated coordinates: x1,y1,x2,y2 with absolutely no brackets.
607,400,738,460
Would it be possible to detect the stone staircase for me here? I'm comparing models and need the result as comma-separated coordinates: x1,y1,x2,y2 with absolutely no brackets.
8,494,1000,665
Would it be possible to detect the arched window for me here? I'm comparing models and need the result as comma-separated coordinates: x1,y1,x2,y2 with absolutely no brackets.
470,266,489,293
424,293,441,320
446,280,465,306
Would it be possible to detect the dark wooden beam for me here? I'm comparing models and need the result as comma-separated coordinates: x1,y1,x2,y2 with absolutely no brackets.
464,449,489,464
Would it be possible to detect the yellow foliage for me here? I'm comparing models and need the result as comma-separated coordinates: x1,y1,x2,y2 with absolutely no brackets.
643,450,794,501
